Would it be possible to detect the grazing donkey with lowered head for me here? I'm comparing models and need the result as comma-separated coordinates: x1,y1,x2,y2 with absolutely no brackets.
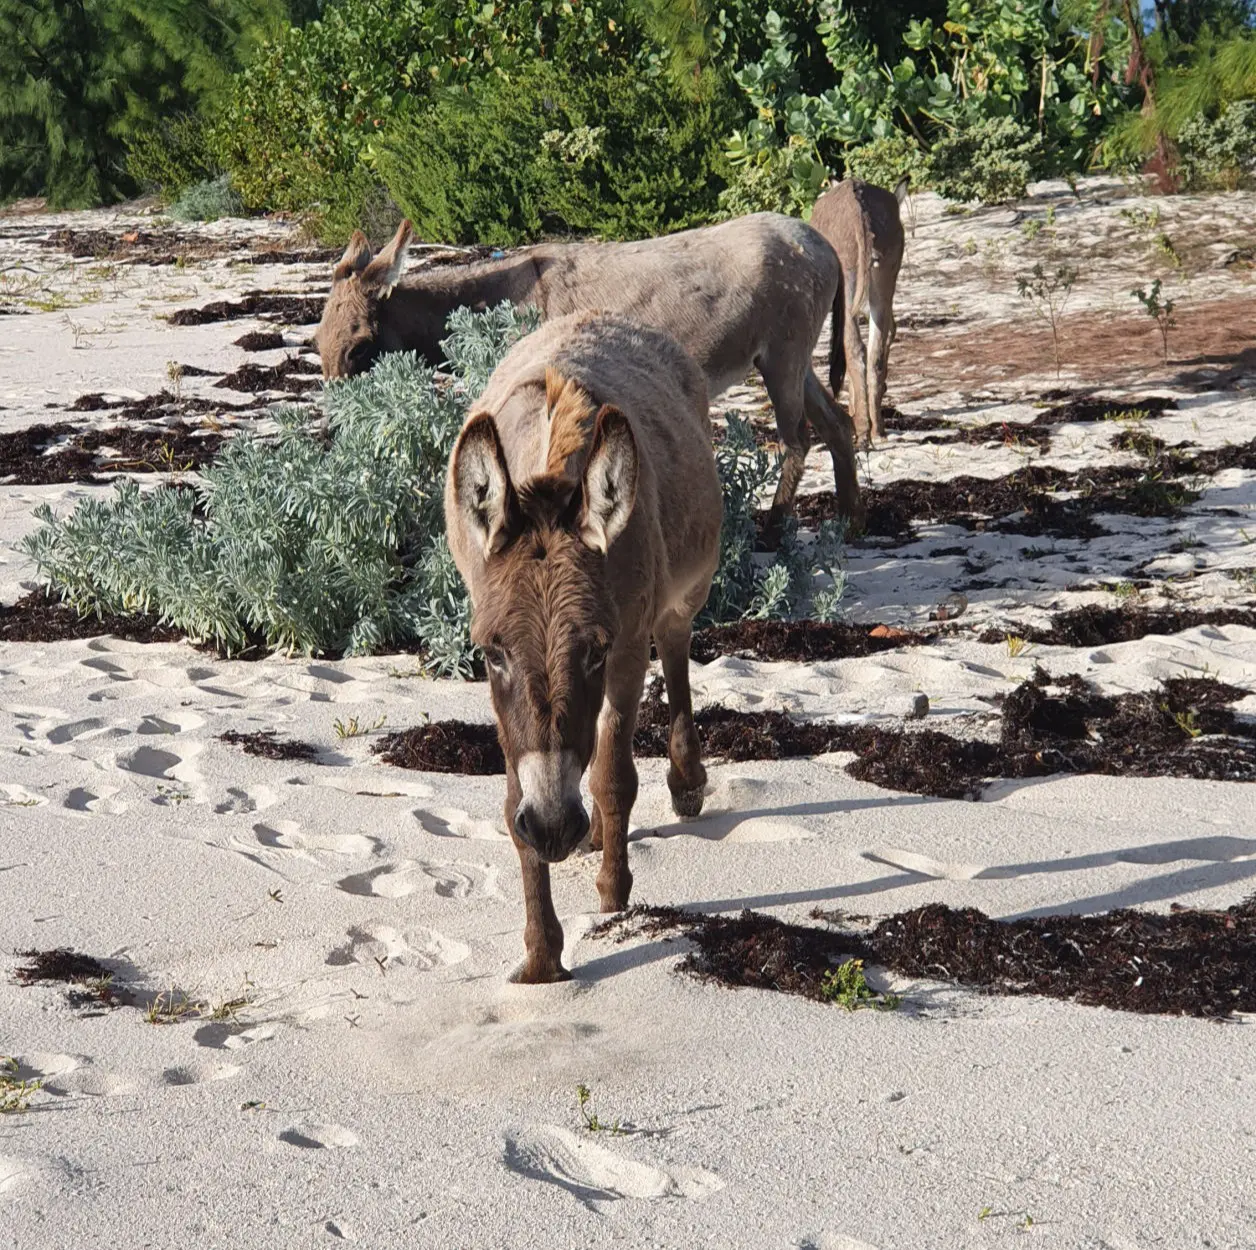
809,176,908,447
321,213,860,528
445,311,722,983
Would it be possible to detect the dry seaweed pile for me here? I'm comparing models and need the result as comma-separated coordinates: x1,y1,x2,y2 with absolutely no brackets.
168,292,324,326
791,451,1228,542
214,355,321,395
218,730,320,762
373,721,505,774
13,948,118,1009
689,620,926,664
593,896,1256,1018
0,589,183,645
0,419,223,485
979,602,1256,646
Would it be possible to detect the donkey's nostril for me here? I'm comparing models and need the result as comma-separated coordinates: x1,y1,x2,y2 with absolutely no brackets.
514,806,533,844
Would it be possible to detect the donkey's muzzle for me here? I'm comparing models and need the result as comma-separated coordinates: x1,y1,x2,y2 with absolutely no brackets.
514,799,590,863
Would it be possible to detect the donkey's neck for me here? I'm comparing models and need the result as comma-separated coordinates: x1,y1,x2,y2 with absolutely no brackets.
381,253,544,363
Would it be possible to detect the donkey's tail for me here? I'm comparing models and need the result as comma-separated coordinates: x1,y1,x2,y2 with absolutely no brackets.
828,256,846,402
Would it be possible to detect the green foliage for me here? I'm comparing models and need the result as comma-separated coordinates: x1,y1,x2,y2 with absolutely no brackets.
1176,97,1256,188
378,58,738,245
0,0,287,207
169,174,245,222
700,415,847,626
725,0,1130,208
819,959,902,1011
924,115,1041,202
1016,260,1078,376
1132,278,1178,363
841,132,925,189
22,304,536,670
1102,31,1256,176
215,0,647,225
125,113,222,198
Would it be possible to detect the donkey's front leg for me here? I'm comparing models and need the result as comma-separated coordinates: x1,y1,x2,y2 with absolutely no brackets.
505,765,568,982
590,633,649,913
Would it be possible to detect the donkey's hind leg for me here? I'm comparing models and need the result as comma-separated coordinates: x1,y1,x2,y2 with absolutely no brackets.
843,293,872,448
802,370,863,529
653,608,706,819
757,360,812,544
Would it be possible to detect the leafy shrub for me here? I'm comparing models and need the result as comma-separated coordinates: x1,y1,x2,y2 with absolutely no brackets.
125,113,221,199
22,305,538,672
1176,99,1256,190
924,116,1043,204
215,0,647,228
168,174,244,222
841,133,925,192
699,415,846,626
378,59,738,245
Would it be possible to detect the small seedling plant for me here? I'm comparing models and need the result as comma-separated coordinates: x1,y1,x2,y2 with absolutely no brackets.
1016,262,1078,378
1131,279,1177,365
576,1083,623,1134
819,959,901,1012
1,1057,42,1114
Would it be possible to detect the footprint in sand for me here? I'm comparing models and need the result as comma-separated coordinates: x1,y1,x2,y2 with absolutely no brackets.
1,784,47,809
162,1061,241,1086
0,1153,74,1201
45,716,107,745
137,710,205,736
414,807,507,842
252,820,382,857
64,785,128,816
214,785,277,816
326,921,469,970
336,859,500,900
10,1053,133,1097
502,1125,723,1201
192,1021,278,1051
278,1122,359,1150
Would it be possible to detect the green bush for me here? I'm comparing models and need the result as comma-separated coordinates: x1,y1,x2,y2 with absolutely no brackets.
125,113,221,199
923,115,1043,204
378,59,739,245
700,415,846,627
168,174,245,222
841,132,925,192
215,0,647,228
21,305,538,671
1177,99,1256,190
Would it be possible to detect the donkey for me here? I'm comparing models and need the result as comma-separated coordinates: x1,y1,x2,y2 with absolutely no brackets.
319,214,861,529
809,176,909,447
445,310,722,983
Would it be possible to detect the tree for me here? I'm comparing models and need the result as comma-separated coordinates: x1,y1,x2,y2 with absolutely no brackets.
0,0,287,207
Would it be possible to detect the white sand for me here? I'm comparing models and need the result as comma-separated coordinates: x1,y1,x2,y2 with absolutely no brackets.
2,184,1255,1249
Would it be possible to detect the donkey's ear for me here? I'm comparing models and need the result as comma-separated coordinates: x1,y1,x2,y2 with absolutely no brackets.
361,219,414,298
450,412,517,559
579,406,637,555
333,231,372,282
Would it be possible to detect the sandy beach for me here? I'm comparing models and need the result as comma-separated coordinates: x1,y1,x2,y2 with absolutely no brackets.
2,179,1255,1249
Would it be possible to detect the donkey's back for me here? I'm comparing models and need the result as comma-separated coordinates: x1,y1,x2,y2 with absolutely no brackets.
530,213,838,395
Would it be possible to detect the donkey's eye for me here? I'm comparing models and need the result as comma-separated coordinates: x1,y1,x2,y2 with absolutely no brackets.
584,643,609,675
484,644,508,675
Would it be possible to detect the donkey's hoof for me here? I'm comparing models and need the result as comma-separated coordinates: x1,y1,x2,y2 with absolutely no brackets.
671,786,705,819
508,958,572,985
